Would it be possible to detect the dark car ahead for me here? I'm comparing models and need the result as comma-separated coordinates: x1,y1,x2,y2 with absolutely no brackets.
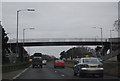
32,53,43,68
73,57,104,77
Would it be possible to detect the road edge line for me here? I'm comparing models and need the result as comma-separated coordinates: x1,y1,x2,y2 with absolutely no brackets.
12,65,31,79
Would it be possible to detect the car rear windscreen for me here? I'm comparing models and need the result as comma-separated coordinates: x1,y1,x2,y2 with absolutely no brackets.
56,60,64,62
83,58,101,64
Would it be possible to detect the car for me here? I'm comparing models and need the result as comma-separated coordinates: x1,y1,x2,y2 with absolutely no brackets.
32,53,43,68
73,57,104,77
32,57,43,68
42,60,47,65
54,60,65,68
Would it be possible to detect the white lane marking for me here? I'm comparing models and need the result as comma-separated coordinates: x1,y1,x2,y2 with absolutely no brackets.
28,65,32,68
12,65,31,79
55,71,57,72
61,74,65,77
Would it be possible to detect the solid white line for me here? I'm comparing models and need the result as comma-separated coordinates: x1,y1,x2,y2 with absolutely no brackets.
12,65,31,79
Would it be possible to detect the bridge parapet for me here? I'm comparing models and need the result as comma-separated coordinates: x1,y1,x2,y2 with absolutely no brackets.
8,38,109,43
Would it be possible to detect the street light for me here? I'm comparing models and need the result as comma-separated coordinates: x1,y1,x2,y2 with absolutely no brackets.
16,8,35,55
92,27,103,42
23,27,35,45
23,27,35,58
110,29,115,57
110,29,115,38
92,27,103,59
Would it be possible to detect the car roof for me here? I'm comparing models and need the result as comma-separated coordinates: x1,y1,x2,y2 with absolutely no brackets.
55,60,64,61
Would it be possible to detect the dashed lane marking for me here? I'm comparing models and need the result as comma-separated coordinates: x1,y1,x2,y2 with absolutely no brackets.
12,65,31,79
55,71,57,72
61,74,65,77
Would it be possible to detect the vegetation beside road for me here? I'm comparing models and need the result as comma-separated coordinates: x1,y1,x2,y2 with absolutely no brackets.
2,62,31,73
65,61,75,68
103,62,120,77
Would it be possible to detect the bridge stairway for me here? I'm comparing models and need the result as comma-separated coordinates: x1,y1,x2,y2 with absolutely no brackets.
103,49,120,60
97,44,110,60
96,44,120,61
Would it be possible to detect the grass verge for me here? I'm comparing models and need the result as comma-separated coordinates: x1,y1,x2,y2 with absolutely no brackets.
2,62,31,73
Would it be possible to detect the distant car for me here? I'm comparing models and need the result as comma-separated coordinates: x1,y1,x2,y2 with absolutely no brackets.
42,60,47,65
32,57,43,68
73,57,104,77
54,60,65,68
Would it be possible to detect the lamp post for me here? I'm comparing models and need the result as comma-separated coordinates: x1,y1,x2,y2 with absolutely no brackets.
23,27,35,46
110,29,115,57
93,27,103,59
16,8,35,55
23,28,35,60
93,27,103,42
110,29,115,38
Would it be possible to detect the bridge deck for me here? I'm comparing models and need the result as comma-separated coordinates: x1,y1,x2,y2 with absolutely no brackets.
7,41,111,46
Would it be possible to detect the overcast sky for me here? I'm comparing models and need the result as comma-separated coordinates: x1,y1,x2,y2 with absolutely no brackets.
2,2,119,57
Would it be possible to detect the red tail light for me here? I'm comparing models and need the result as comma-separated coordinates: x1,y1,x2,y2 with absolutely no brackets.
61,62,64,64
55,62,59,64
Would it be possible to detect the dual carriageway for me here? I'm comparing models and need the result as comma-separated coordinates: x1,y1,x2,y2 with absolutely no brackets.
3,38,120,80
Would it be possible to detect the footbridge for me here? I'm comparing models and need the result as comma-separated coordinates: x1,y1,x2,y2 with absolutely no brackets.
7,38,120,61
8,38,110,46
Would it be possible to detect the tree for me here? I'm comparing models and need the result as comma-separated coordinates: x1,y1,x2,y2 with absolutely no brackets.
1,22,9,64
63,46,94,60
60,51,67,60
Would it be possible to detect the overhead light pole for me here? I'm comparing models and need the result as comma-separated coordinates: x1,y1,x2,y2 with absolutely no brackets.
23,27,35,60
110,29,115,58
110,29,115,38
16,8,35,56
23,27,35,47
93,27,103,42
92,27,103,59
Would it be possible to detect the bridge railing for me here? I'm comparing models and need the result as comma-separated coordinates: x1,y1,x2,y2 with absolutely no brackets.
8,38,109,43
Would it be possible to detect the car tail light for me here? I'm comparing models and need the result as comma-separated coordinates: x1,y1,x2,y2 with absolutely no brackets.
55,62,59,64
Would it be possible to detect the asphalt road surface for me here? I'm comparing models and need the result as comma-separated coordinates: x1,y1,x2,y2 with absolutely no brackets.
14,62,119,80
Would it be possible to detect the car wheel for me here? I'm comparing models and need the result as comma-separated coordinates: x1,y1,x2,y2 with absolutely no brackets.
54,66,56,68
73,72,77,76
32,65,34,68
40,65,43,68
